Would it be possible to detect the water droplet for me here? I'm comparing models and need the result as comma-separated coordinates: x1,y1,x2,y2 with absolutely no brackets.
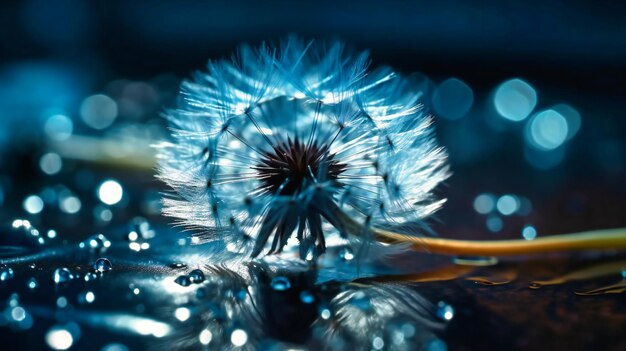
27,277,38,289
0,266,15,281
174,275,192,287
271,276,291,291
436,301,455,321
320,308,331,320
53,268,73,284
169,263,187,269
300,290,315,304
93,258,112,273
189,269,205,284
338,246,354,261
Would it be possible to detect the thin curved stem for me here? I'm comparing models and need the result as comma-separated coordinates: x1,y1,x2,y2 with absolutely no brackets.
337,211,626,256
373,227,626,256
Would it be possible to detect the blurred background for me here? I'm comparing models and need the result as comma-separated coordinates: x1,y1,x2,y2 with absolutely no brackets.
1,1,626,349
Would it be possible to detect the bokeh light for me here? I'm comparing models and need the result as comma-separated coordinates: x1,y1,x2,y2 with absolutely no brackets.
39,152,63,175
526,109,569,150
80,94,118,130
432,78,473,120
44,114,74,141
494,79,537,121
98,180,124,205
23,195,44,214
45,327,74,350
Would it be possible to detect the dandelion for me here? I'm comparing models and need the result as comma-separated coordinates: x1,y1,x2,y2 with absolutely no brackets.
157,38,626,261
157,38,449,260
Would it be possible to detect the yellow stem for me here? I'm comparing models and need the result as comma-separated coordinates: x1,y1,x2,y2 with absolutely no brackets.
372,227,626,256
338,212,626,256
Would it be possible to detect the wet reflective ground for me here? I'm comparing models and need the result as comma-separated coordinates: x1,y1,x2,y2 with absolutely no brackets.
2,214,626,351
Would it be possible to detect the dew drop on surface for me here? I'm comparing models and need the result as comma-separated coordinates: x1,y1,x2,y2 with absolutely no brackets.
53,267,73,284
0,266,15,281
338,246,354,261
320,308,332,320
174,275,192,287
45,326,74,350
27,277,38,289
169,263,187,269
189,269,205,284
300,290,315,304
230,329,248,347
436,301,455,321
93,258,113,273
270,276,291,291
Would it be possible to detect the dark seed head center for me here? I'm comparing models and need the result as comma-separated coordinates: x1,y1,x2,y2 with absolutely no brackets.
255,138,345,195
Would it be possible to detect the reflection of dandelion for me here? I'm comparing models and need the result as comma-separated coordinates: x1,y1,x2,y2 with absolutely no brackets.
157,38,449,260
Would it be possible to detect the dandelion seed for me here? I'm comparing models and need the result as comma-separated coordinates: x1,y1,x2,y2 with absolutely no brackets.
157,38,449,260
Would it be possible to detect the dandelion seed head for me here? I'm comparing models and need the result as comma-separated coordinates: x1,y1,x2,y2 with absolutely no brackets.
157,38,449,261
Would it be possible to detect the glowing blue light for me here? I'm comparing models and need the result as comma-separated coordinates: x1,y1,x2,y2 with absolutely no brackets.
40,152,63,175
496,195,519,216
486,215,503,232
522,226,537,240
473,193,495,214
23,195,44,214
230,329,248,346
432,78,474,120
44,114,73,141
494,79,537,121
80,94,118,130
527,109,569,150
98,180,123,205
552,104,581,140
45,326,73,350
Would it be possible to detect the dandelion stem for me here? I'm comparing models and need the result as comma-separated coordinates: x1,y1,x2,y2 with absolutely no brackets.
372,227,626,256
338,212,626,256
